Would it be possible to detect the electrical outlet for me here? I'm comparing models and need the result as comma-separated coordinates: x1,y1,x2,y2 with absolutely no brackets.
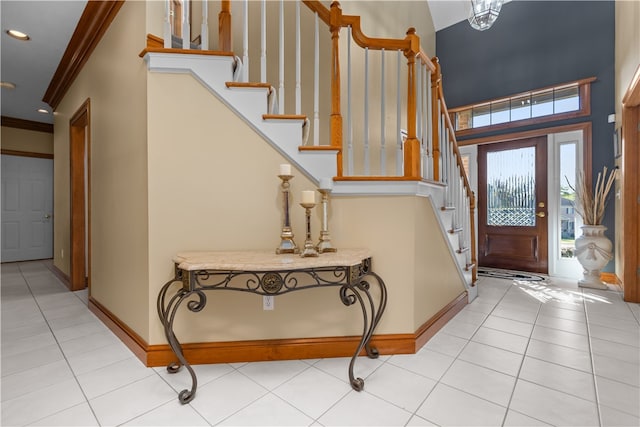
263,295,274,310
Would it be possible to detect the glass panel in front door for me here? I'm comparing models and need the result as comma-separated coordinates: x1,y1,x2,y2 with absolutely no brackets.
486,146,536,227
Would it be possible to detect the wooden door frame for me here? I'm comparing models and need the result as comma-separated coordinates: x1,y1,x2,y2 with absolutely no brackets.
69,99,91,292
459,122,592,275
622,65,640,302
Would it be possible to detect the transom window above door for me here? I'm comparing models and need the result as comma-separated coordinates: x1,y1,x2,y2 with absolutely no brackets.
449,77,595,137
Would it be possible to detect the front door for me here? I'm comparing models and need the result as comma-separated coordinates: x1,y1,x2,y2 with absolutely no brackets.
1,154,54,262
478,137,548,273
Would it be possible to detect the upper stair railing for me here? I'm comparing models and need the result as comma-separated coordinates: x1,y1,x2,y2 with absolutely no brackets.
158,0,476,283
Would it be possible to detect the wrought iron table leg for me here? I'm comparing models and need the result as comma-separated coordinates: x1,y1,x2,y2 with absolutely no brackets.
162,289,207,404
341,284,367,391
362,272,387,358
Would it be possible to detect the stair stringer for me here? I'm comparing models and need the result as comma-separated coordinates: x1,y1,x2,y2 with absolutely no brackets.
330,179,476,302
416,182,477,303
142,52,337,185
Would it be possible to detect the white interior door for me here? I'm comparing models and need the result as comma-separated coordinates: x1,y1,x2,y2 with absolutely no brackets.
1,155,54,262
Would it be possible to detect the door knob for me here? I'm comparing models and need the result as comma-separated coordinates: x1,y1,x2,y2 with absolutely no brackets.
538,202,545,208
44,214,52,219
536,212,546,218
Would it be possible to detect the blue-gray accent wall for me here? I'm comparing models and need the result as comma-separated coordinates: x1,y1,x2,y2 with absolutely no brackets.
435,1,616,271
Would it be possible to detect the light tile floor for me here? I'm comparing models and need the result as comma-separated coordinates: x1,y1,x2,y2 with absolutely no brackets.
2,260,639,426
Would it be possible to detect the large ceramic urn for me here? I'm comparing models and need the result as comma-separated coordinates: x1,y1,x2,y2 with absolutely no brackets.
574,225,613,289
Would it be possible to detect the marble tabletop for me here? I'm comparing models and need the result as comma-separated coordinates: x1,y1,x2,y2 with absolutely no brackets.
173,249,371,271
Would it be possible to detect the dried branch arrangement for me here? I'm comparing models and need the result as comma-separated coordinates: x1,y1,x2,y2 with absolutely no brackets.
567,167,617,225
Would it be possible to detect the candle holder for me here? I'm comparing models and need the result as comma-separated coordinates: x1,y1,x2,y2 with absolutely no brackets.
300,202,319,257
316,188,337,253
276,175,300,254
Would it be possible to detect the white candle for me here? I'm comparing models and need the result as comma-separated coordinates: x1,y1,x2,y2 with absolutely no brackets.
319,177,333,190
302,190,315,204
279,164,291,176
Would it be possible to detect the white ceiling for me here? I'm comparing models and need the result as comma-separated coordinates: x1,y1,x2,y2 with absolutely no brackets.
428,0,473,32
0,1,468,126
1,0,87,124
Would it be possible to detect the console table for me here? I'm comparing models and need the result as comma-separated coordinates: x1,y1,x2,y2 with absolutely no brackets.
157,249,387,404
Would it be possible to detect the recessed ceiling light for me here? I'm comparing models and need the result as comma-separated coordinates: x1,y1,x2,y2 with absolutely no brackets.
0,81,16,89
37,108,49,114
6,29,30,41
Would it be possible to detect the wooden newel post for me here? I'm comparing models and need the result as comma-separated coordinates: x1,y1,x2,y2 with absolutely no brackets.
219,0,232,52
329,1,344,177
431,57,442,182
403,28,421,179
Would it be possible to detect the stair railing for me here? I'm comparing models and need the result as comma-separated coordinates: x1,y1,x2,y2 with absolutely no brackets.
432,59,478,281
158,0,476,282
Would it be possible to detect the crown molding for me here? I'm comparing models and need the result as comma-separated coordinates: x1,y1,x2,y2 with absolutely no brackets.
43,1,125,110
1,116,53,133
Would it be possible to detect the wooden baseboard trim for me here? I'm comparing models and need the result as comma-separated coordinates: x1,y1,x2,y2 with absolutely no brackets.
88,297,149,365
146,333,415,367
415,291,468,350
600,272,621,285
90,292,467,367
45,262,71,290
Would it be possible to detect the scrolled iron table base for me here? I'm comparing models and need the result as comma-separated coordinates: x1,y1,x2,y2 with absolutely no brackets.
157,249,387,404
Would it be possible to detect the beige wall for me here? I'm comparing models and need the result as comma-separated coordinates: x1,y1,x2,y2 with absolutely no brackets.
614,0,640,278
1,126,54,155
53,1,150,337
52,0,462,347
146,71,464,344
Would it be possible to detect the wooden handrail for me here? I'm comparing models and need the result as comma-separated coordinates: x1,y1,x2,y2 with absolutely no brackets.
437,85,473,199
417,50,437,74
303,1,411,51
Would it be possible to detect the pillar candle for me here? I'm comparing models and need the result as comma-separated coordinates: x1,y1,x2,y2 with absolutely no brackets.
279,164,292,176
302,190,315,204
319,177,333,190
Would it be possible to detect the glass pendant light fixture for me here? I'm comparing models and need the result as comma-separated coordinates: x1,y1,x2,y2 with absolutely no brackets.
468,0,503,31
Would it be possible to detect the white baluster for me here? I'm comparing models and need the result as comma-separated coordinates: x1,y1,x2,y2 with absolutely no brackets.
164,0,171,48
182,0,190,49
347,27,353,175
380,48,386,176
242,0,249,82
396,50,402,175
313,12,319,146
295,1,301,115
364,47,370,175
456,165,462,229
278,0,285,114
200,0,208,50
261,0,266,83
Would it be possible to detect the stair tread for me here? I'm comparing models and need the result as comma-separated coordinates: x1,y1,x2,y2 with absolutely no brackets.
263,114,307,121
448,227,463,234
226,82,272,89
456,246,470,254
441,206,456,211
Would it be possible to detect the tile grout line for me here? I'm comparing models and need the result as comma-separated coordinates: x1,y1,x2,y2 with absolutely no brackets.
583,286,605,427
498,281,545,427
407,278,513,426
14,261,103,427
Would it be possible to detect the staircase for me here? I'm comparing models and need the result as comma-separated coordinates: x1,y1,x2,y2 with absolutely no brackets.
140,1,477,301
